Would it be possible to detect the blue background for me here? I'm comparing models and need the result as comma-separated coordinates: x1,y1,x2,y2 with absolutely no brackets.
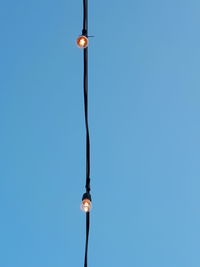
0,0,200,266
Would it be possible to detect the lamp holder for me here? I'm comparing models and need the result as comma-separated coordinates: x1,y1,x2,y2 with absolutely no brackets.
82,192,92,201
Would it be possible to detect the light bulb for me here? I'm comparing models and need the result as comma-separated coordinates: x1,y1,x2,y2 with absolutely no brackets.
76,35,89,48
81,198,92,212
81,192,92,212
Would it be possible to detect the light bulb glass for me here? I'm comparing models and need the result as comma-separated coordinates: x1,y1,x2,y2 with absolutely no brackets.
76,36,89,48
81,199,92,212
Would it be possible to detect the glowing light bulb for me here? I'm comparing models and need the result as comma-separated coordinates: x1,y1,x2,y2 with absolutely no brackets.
81,199,92,212
81,192,92,212
76,35,89,48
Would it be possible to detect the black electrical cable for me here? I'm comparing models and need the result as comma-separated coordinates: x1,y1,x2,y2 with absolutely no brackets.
84,212,90,267
83,0,88,35
82,0,91,267
84,47,90,193
82,0,90,194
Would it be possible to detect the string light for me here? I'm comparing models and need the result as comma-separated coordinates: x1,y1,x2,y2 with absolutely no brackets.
77,0,92,266
76,35,89,48
81,193,92,212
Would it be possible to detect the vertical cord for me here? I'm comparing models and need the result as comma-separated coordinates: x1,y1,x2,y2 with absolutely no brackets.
84,212,90,267
83,0,88,34
82,0,91,267
83,47,90,193
82,0,90,193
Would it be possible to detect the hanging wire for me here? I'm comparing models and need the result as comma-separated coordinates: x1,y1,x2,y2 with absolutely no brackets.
82,0,90,194
84,47,91,194
84,212,90,267
83,0,88,35
82,0,91,267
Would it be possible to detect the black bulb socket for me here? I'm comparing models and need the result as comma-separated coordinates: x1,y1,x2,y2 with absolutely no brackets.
82,29,88,36
82,192,92,201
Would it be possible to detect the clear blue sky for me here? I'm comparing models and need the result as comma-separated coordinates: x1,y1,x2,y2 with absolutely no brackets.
0,0,200,266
